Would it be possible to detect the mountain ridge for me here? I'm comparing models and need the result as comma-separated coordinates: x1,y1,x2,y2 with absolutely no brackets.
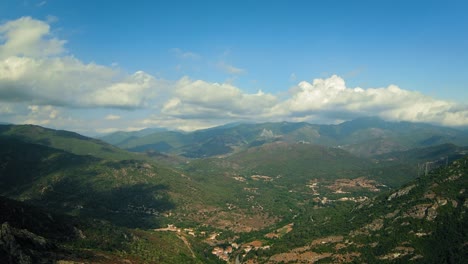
99,117,468,158
0,124,141,161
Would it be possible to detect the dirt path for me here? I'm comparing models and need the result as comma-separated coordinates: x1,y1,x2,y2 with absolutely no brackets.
177,234,196,258
154,226,197,259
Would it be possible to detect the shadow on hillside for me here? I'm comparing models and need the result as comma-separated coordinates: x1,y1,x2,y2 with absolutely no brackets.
0,138,101,197
0,137,175,229
0,195,78,241
28,180,175,229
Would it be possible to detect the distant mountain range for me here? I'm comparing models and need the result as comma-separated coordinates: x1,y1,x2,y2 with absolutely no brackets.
100,117,468,157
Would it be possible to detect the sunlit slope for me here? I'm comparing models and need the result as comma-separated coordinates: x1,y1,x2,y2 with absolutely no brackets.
246,155,468,263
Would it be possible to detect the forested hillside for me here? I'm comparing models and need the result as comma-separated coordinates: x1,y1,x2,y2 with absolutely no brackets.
0,122,467,263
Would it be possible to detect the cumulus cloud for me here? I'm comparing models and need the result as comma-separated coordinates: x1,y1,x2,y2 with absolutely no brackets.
0,16,65,58
161,77,277,119
0,17,159,109
23,104,60,125
84,71,158,108
274,75,468,126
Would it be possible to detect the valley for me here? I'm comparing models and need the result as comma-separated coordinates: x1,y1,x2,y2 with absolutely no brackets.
0,119,467,263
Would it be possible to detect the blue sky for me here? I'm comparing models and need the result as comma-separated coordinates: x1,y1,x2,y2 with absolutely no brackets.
0,0,467,134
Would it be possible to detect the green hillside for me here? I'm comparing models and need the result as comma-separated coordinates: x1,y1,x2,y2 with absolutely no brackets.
0,129,217,263
0,124,136,160
99,127,169,146
239,155,468,263
376,143,468,164
226,141,370,180
178,141,414,232
0,195,205,264
0,137,177,228
1,123,467,263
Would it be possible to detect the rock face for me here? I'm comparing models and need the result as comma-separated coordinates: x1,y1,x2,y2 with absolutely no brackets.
0,222,55,264
387,184,416,201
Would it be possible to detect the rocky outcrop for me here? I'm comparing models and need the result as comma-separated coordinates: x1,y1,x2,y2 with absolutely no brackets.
0,222,56,264
387,184,416,201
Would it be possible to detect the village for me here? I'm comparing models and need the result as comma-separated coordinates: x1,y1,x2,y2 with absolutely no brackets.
154,223,275,262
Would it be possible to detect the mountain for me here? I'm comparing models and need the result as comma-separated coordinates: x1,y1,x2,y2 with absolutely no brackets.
177,140,422,234
101,118,468,158
99,127,168,146
1,125,299,232
0,124,135,160
99,121,322,157
0,125,401,233
0,126,218,263
225,141,371,181
1,123,467,263
0,195,204,264
0,136,175,228
0,195,80,263
376,143,468,167
333,117,468,156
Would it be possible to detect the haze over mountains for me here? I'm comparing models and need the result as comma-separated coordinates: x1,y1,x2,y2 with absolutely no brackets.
0,118,467,263
100,117,468,158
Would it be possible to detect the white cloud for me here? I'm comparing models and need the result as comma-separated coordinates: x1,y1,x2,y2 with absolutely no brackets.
0,17,160,109
23,104,60,125
274,75,468,126
105,114,121,120
217,61,246,75
84,71,158,108
162,77,277,119
0,16,65,59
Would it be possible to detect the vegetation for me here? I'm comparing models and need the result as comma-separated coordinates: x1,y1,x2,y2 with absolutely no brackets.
0,124,139,160
1,120,467,263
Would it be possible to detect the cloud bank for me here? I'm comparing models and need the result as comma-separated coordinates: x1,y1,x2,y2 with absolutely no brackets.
1,17,467,132
274,75,468,127
0,17,159,109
